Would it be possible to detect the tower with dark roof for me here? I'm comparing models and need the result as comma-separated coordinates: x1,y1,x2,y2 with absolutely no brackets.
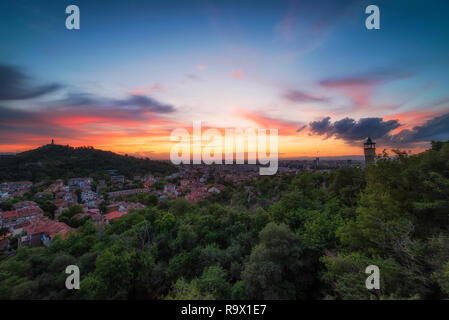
364,137,376,165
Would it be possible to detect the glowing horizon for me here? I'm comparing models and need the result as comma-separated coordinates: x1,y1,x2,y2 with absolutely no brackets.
1,0,448,158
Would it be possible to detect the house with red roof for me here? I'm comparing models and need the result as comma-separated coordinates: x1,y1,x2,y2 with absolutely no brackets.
104,210,128,223
13,201,38,210
0,232,11,252
52,198,68,217
19,216,71,247
106,201,145,213
0,206,44,230
74,209,104,226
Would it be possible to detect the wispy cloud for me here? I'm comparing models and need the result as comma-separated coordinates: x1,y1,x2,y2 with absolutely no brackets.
0,64,62,100
186,73,201,81
283,89,328,103
127,84,163,95
382,112,449,147
52,92,176,114
275,0,359,53
319,68,412,111
236,109,304,135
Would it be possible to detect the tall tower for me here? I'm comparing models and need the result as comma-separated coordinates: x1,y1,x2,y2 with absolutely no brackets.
364,137,376,165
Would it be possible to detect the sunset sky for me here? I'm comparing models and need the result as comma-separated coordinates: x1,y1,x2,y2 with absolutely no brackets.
1,0,449,159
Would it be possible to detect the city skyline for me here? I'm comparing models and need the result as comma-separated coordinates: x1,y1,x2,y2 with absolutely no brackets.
1,0,449,159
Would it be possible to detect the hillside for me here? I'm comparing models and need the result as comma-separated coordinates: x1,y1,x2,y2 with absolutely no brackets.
0,144,176,182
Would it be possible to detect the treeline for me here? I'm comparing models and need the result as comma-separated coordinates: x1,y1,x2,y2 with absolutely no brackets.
0,141,448,299
0,144,176,182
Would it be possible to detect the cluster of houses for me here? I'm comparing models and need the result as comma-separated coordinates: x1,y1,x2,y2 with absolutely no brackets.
0,200,71,249
72,201,147,226
0,197,150,251
142,165,258,202
0,174,152,251
143,174,225,203
103,201,146,222
0,181,33,201
0,165,264,252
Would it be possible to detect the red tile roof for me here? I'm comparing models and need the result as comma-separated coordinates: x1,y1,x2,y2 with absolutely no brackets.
105,210,127,221
1,206,44,220
23,216,71,239
1,210,17,219
0,232,11,241
12,221,31,229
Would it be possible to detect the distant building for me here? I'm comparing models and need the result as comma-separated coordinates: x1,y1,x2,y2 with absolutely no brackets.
111,175,125,184
81,190,98,203
208,186,221,194
0,181,32,193
313,157,320,168
346,159,352,167
0,232,11,252
106,201,145,213
52,199,68,217
74,210,104,227
108,188,149,198
68,177,93,189
13,201,38,210
364,137,376,165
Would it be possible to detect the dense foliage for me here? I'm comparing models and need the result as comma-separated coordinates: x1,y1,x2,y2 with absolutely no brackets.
0,144,176,182
0,141,448,300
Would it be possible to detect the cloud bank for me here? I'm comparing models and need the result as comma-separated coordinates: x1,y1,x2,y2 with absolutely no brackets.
308,113,449,147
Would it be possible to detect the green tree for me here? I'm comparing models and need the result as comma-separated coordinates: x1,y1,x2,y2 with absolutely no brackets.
242,223,316,299
196,265,231,299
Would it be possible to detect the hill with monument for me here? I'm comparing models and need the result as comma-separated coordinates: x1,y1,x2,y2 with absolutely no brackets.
0,142,176,182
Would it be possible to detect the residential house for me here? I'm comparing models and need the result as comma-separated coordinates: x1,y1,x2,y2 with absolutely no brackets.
104,210,128,223
106,201,145,213
111,175,125,184
0,232,11,252
19,216,71,247
0,206,44,230
108,188,149,198
68,177,93,189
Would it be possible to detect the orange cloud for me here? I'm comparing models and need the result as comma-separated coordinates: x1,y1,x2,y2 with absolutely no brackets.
384,108,449,131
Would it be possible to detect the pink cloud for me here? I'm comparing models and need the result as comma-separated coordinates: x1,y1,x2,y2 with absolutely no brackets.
236,109,304,135
128,84,163,95
320,69,412,111
231,69,244,79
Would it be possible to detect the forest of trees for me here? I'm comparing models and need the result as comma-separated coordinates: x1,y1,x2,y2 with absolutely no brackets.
0,141,448,300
